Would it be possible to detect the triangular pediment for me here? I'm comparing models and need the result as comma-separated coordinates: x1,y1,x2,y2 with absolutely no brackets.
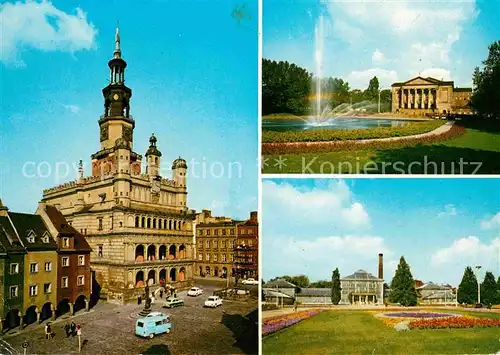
403,76,437,86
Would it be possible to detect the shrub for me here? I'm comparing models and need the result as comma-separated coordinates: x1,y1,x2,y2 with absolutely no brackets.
262,124,466,155
262,120,444,143
262,304,279,311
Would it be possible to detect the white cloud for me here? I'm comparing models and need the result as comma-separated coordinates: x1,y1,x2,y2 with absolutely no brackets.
265,234,395,281
347,68,399,89
481,212,500,230
372,49,384,64
437,204,457,218
63,104,80,114
263,179,370,230
0,0,97,66
320,0,477,84
420,68,452,81
431,237,500,278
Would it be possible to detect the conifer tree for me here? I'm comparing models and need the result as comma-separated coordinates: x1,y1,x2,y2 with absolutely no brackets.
481,271,498,305
331,268,342,305
388,256,418,306
457,266,478,304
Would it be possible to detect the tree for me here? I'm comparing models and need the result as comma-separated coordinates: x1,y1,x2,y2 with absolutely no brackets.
388,256,418,306
457,266,478,304
262,59,312,115
309,280,332,288
326,77,350,108
364,76,380,102
379,89,392,112
470,40,500,118
481,271,499,305
331,268,342,305
290,275,310,288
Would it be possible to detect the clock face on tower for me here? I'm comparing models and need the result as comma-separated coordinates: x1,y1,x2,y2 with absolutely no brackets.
113,93,120,101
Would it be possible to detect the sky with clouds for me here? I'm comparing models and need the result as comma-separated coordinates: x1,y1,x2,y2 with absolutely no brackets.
0,0,257,219
263,0,500,89
262,178,500,286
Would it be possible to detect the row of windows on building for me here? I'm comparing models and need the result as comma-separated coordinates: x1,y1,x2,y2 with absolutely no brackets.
196,253,255,263
92,216,187,231
198,253,233,262
197,239,254,249
133,216,185,230
8,275,85,299
9,256,86,275
198,228,235,236
197,228,255,236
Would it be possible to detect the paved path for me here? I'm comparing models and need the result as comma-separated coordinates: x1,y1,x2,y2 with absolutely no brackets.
263,121,455,149
1,283,258,355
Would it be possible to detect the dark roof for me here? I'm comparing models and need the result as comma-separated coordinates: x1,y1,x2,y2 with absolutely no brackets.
417,282,449,291
43,205,92,252
0,216,26,254
239,219,258,227
454,87,472,92
263,289,294,298
8,212,57,251
264,279,297,288
341,270,381,281
298,288,331,297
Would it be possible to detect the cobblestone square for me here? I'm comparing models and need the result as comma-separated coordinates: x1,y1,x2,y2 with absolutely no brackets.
1,281,258,355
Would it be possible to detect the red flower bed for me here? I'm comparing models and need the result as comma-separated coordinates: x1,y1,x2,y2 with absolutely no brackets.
263,309,324,336
262,124,466,155
409,316,500,329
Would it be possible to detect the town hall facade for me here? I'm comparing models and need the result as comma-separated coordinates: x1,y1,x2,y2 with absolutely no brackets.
41,29,196,304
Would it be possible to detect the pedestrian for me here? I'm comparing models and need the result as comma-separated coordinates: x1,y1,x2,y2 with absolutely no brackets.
46,324,52,339
159,290,163,298
138,295,142,305
64,322,70,337
70,321,76,336
151,295,155,304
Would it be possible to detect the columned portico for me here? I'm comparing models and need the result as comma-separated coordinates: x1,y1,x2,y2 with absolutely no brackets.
391,76,471,116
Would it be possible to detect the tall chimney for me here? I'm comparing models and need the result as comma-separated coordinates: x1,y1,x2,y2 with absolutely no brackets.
378,253,383,280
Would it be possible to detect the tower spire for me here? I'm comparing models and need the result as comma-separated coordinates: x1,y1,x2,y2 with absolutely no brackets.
114,26,121,59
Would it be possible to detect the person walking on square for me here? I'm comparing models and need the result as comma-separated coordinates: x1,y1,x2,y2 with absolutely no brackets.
159,289,163,299
64,322,70,337
138,294,142,305
46,324,52,339
70,321,76,336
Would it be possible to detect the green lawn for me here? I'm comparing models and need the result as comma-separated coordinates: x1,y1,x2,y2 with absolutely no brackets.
262,310,500,355
262,119,500,174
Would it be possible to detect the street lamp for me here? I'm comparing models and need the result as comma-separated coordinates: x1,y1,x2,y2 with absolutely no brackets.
475,265,482,304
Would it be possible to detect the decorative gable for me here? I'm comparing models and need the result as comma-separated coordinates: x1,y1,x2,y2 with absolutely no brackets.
27,230,36,243
41,231,51,243
403,76,436,86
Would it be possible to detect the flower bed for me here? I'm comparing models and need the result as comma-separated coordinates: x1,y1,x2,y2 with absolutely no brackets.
263,309,324,336
409,316,500,329
262,120,444,143
375,311,461,328
384,312,459,318
262,124,465,155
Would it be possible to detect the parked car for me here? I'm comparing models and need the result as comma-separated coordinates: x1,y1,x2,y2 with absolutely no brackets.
241,278,259,285
163,297,184,309
187,287,203,296
204,296,223,308
136,313,172,339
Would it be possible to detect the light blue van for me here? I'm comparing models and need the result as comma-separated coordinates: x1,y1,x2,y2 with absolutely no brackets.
135,312,172,338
